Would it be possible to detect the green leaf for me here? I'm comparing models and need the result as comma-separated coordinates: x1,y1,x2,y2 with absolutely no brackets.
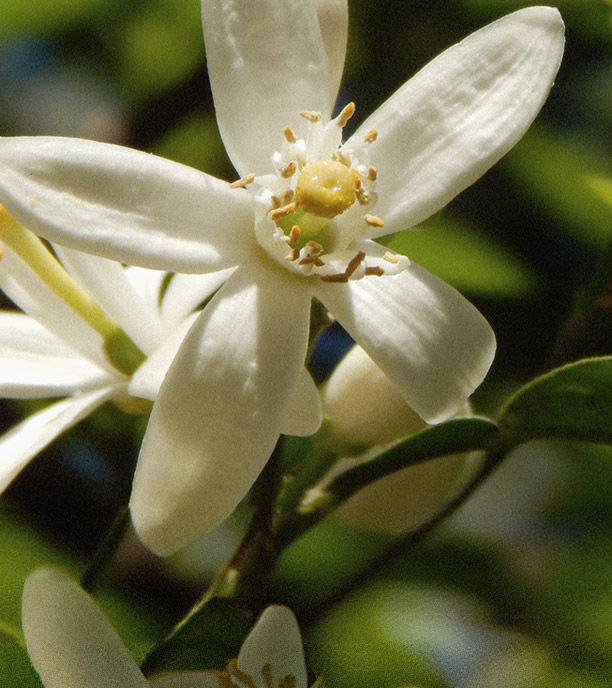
0,0,113,35
502,127,612,251
328,417,498,501
378,216,538,298
498,357,612,445
141,597,252,677
0,625,43,688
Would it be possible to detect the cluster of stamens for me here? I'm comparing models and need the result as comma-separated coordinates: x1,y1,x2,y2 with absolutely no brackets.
232,103,407,282
214,658,297,688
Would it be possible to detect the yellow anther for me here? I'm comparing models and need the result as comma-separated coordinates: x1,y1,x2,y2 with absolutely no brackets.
300,110,322,123
288,225,301,244
383,250,399,264
266,196,281,214
367,166,377,181
364,129,378,143
281,189,295,205
336,102,356,127
294,159,357,219
280,161,297,178
284,125,296,143
364,213,384,228
286,247,300,262
331,151,350,167
229,173,255,188
270,201,299,221
365,266,385,276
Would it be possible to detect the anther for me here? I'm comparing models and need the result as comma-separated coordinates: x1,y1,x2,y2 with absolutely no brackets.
364,129,378,143
270,201,298,221
261,663,274,688
286,248,300,262
345,251,366,278
300,110,322,123
281,189,295,205
280,161,297,178
229,173,255,188
284,126,296,143
383,251,399,264
331,151,350,167
365,266,385,276
226,658,258,688
288,225,301,244
266,196,281,215
367,166,377,181
336,102,356,127
364,213,385,228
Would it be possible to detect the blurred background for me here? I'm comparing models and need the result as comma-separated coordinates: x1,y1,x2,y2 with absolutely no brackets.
2,1,612,686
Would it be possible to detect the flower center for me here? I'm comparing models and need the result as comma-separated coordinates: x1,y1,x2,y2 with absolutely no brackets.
232,103,408,282
294,159,357,218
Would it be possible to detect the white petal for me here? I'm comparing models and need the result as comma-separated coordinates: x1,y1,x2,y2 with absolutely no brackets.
150,675,220,688
22,568,148,688
128,313,199,402
55,246,164,355
0,388,118,493
237,606,307,688
0,312,111,398
280,368,322,437
0,247,112,372
160,268,234,328
0,136,254,272
354,7,565,237
315,0,348,105
130,262,311,556
314,262,496,423
201,0,331,175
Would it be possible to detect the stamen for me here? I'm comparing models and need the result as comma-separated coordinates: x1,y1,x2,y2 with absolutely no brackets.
383,250,399,264
280,161,297,178
266,196,281,214
367,166,377,181
229,173,255,188
286,248,300,262
281,190,295,205
304,240,324,257
300,110,322,123
288,225,301,244
299,256,325,267
279,676,297,688
364,129,378,143
320,251,366,283
261,663,274,688
365,266,385,276
284,125,296,143
270,201,299,221
336,102,356,127
226,658,258,688
364,213,384,228
331,151,350,167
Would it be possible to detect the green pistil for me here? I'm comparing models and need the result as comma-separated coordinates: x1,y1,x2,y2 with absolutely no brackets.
275,207,329,250
1,220,145,376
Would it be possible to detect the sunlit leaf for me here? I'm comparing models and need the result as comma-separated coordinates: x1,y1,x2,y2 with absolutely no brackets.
0,0,113,36
378,216,538,298
498,357,612,444
502,127,612,251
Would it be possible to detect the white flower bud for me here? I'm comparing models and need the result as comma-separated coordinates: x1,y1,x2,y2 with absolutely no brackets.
322,345,474,535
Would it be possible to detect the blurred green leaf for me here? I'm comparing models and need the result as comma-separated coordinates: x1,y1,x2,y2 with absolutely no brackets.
141,597,252,677
0,626,42,688
498,357,612,444
0,0,113,36
503,127,612,251
378,216,538,298
116,3,204,99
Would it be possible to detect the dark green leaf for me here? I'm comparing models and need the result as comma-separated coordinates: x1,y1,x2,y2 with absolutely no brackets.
328,417,498,501
141,597,252,677
0,626,43,688
498,357,612,444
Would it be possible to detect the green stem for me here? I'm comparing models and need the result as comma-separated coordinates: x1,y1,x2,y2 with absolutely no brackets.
1,217,145,375
81,506,131,592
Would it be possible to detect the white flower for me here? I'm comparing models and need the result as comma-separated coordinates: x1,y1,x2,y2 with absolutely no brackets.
22,568,308,688
0,3,564,555
0,208,225,493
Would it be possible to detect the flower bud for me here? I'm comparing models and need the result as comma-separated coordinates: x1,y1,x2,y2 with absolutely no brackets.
322,345,474,535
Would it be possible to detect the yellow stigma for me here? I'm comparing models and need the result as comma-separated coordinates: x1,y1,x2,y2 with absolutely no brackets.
294,159,357,219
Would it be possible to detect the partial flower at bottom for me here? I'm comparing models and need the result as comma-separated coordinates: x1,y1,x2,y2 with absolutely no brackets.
22,568,308,688
0,3,564,554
